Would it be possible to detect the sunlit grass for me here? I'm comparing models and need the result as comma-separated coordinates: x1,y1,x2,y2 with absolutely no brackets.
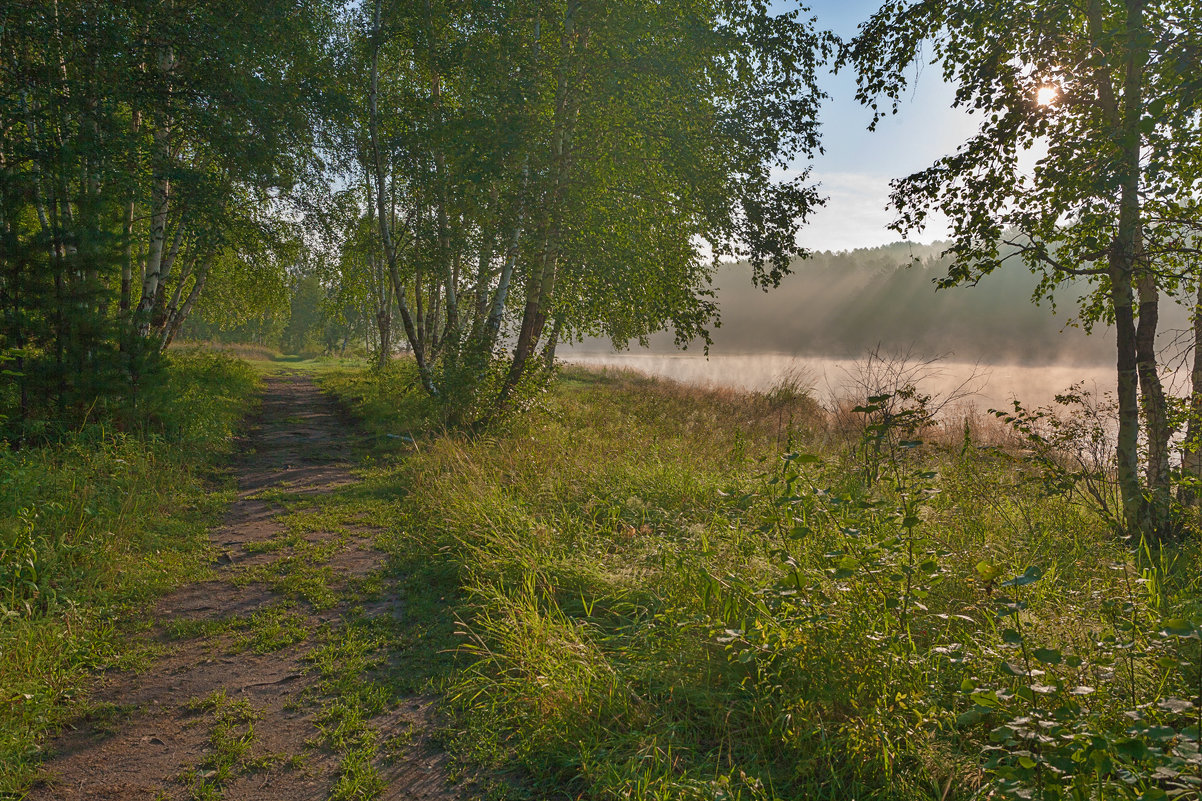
322,360,1202,800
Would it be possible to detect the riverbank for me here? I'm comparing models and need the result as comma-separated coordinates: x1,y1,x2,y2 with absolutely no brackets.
322,361,1202,800
564,349,1119,412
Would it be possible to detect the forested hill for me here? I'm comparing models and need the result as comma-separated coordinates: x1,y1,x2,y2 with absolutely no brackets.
575,241,1190,365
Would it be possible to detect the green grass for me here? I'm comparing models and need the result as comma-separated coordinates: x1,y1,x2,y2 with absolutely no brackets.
170,339,370,379
223,464,446,800
179,689,299,800
165,603,312,654
317,360,1202,801
0,351,259,795
232,539,347,611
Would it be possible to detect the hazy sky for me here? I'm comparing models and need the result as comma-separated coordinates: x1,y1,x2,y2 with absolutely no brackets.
795,1,977,252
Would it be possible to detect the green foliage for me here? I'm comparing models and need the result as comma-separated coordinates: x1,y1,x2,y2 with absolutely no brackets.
0,0,337,433
280,273,329,357
990,386,1125,535
334,0,834,417
0,352,257,794
843,0,1202,295
180,240,295,347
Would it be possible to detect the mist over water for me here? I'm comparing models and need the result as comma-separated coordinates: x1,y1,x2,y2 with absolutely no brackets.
565,242,1195,412
565,352,1117,411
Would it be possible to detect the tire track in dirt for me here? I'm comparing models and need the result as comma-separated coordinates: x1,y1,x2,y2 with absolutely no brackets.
29,373,459,801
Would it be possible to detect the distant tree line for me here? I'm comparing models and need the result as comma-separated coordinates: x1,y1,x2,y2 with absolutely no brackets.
598,239,1164,365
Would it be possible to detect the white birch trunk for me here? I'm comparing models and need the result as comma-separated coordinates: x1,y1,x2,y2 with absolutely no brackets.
136,45,176,335
161,260,209,350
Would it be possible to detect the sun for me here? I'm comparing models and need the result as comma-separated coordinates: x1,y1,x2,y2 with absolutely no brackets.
1036,86,1059,106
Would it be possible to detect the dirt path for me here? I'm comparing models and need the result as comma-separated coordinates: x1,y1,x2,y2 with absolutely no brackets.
31,374,458,801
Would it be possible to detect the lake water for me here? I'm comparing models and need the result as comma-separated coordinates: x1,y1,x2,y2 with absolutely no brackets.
565,351,1125,413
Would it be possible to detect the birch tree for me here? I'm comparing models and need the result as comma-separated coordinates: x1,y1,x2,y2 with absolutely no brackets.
0,0,337,432
351,0,833,422
844,0,1202,543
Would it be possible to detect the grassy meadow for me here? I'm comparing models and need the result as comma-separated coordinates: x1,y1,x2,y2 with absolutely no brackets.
7,352,1202,800
318,361,1202,801
0,351,258,793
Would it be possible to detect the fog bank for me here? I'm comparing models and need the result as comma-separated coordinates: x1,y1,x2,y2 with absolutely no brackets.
569,241,1192,367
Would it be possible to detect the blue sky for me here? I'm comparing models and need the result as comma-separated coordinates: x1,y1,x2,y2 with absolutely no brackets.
793,1,978,252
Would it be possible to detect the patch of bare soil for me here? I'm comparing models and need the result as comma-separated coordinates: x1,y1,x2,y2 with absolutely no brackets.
29,374,460,801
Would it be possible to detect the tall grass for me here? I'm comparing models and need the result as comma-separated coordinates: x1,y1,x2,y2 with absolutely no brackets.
0,351,258,793
324,362,1202,800
169,339,283,362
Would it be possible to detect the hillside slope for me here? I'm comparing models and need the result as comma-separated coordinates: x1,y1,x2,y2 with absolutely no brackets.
573,241,1192,365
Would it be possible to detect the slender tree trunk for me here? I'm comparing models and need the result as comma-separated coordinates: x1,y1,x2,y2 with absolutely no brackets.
483,162,529,352
19,92,54,250
471,184,500,331
1135,269,1172,536
135,45,175,336
480,21,539,356
376,301,391,371
500,5,583,404
136,138,170,333
541,314,562,370
485,223,518,341
364,177,393,371
151,216,187,331
120,196,136,316
161,260,209,350
1111,261,1143,537
434,137,457,347
393,285,425,372
422,0,457,352
49,202,67,411
1110,0,1154,543
158,252,195,340
414,247,428,352
81,52,102,315
1181,280,1202,508
367,0,436,396
444,248,461,346
120,110,141,319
